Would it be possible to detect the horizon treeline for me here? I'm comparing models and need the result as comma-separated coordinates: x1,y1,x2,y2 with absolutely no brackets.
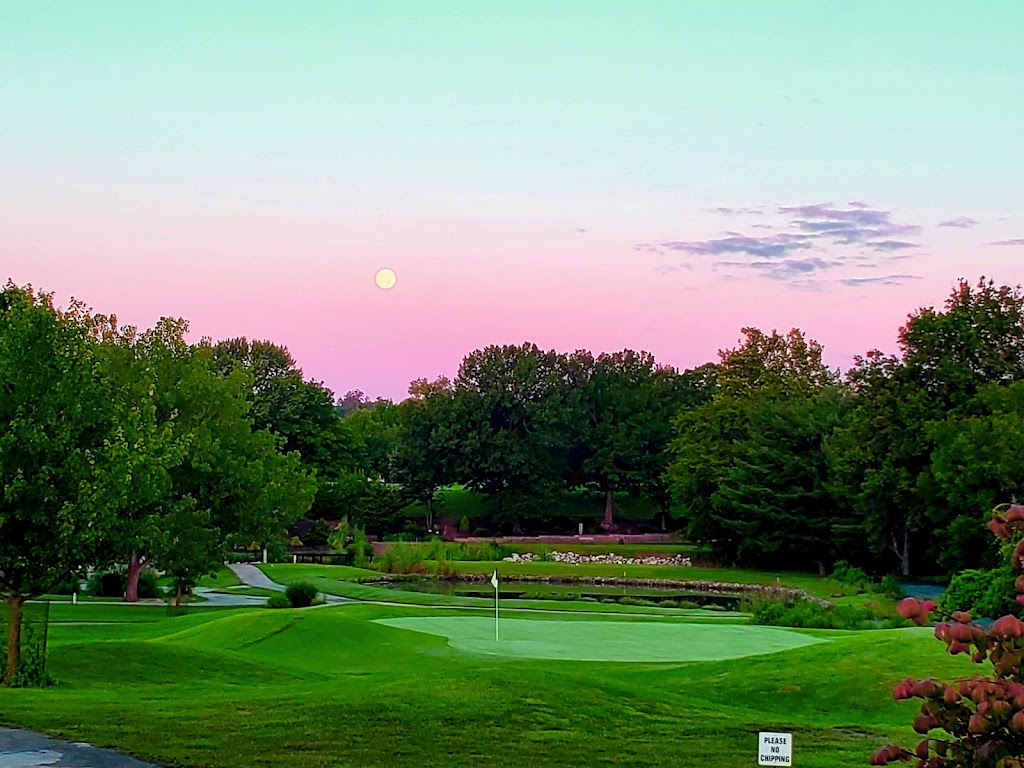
346,276,1024,578
4,276,1024,585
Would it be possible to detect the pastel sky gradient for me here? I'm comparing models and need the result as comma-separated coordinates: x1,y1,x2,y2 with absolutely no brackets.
3,1,1023,400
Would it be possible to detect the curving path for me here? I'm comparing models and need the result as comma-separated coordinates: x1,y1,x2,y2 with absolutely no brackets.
0,727,161,767
225,563,285,591
226,563,349,604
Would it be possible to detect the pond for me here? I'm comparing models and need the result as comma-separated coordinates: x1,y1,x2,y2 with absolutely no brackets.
372,577,742,610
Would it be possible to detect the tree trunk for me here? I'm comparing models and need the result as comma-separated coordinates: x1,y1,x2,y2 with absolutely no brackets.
815,559,827,577
900,528,911,577
890,528,911,576
3,592,24,685
124,551,144,603
425,497,433,531
602,489,615,531
659,511,667,532
175,584,183,609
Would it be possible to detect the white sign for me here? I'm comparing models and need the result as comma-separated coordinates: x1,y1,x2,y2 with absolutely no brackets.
758,732,792,765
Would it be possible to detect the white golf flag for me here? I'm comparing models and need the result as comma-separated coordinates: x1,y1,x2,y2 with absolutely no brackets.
491,570,500,641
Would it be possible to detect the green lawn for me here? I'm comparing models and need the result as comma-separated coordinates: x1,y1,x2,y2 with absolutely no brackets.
0,600,979,767
258,562,378,584
197,566,244,590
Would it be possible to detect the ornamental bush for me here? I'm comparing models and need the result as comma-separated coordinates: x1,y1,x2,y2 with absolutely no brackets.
871,504,1024,767
284,581,319,608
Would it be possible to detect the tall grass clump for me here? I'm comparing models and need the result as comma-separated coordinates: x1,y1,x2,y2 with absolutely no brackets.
421,539,512,562
373,545,429,574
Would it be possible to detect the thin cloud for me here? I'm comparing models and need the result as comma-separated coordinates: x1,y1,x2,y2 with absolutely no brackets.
743,257,837,281
779,202,921,250
938,217,978,228
708,206,765,216
653,263,692,276
991,238,1024,246
839,274,922,287
642,200,925,289
867,240,918,251
658,233,812,259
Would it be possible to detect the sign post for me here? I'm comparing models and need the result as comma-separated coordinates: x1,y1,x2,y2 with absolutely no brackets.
758,732,792,765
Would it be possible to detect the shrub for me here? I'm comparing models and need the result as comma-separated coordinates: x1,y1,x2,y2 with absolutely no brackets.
747,595,885,630
0,622,53,687
831,559,869,593
266,594,291,609
942,564,1017,619
382,532,419,542
136,569,162,599
85,571,124,598
49,572,83,595
458,516,470,533
85,569,164,599
618,596,657,607
284,582,319,608
874,573,906,600
871,504,1024,766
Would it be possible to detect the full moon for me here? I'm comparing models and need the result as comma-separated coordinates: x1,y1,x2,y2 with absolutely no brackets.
374,268,397,290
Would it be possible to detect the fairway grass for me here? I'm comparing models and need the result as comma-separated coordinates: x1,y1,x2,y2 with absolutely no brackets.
375,616,824,662
0,602,980,767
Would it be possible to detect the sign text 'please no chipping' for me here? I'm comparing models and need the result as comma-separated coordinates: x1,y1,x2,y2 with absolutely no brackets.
758,732,792,765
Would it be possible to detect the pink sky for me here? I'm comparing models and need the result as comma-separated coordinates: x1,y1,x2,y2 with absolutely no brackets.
6,187,1003,401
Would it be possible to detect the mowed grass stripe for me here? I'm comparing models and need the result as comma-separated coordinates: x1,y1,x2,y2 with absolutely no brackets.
375,616,825,662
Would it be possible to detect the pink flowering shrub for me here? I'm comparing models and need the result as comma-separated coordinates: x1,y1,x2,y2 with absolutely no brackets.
871,504,1024,767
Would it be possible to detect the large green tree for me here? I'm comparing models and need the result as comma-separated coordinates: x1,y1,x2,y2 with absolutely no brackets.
667,328,837,560
346,400,400,481
714,390,844,573
0,285,172,683
828,278,1024,575
212,337,362,519
449,343,575,532
926,381,1024,570
825,352,932,576
392,377,456,530
569,350,687,530
112,323,315,602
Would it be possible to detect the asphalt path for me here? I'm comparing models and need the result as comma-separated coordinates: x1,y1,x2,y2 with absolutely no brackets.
0,728,161,768
225,563,349,604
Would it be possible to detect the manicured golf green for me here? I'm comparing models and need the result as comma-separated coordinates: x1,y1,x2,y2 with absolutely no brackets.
376,616,824,661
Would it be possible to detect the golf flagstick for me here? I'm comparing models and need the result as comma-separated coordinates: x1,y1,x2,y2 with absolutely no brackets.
491,569,499,641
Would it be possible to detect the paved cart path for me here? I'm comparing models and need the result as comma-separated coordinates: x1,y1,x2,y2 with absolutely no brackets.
226,563,349,603
0,728,162,768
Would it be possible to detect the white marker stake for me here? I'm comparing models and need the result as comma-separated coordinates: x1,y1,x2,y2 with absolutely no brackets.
491,569,499,641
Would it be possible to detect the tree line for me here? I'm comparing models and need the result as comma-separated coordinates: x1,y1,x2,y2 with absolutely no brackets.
362,277,1024,579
